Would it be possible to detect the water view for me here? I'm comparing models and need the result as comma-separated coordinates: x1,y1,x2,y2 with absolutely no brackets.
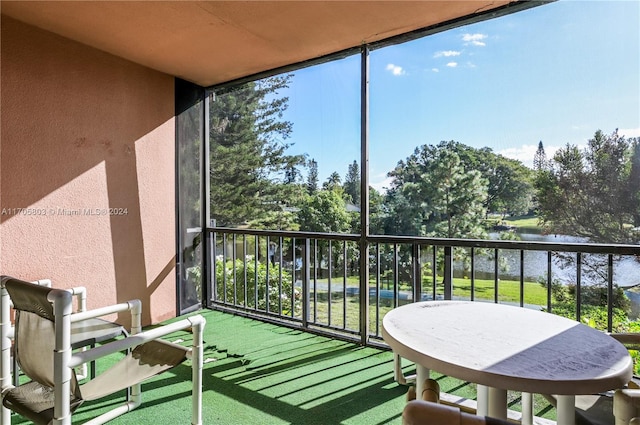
477,232,640,288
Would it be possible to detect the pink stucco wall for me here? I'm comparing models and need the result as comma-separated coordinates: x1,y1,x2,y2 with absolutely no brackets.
0,16,177,326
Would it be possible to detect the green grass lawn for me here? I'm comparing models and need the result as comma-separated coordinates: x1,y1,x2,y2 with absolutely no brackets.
330,275,548,305
502,215,542,233
448,276,547,305
309,276,550,333
485,214,542,234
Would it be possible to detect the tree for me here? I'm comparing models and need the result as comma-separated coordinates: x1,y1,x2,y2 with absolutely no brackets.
385,143,488,239
380,187,423,236
209,75,305,227
367,186,385,235
343,160,361,205
283,155,305,184
535,129,637,244
306,159,319,195
533,130,639,307
533,141,547,171
296,188,354,279
449,143,534,217
323,172,342,191
478,152,533,217
296,189,351,233
421,149,488,239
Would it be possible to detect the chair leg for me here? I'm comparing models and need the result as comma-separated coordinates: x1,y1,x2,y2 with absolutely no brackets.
190,316,205,425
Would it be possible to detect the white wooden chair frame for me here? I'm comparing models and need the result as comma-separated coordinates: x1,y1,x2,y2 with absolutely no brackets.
0,278,205,425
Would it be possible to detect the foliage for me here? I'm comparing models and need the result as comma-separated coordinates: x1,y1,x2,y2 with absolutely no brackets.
542,276,631,331
629,140,640,227
551,301,630,332
379,187,423,235
535,129,639,244
323,172,342,191
546,277,629,310
368,186,386,234
438,141,534,217
385,142,488,239
296,189,352,233
344,160,361,205
209,75,306,227
248,209,300,232
533,141,548,171
306,159,319,195
215,258,301,316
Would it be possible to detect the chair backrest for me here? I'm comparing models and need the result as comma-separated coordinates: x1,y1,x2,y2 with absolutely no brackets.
1,275,204,425
5,278,81,396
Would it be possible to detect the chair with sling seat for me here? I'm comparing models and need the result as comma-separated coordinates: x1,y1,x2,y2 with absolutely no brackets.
0,276,205,425
8,279,127,385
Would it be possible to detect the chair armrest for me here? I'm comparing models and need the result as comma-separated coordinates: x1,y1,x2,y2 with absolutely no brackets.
69,314,205,368
70,300,140,323
70,299,141,332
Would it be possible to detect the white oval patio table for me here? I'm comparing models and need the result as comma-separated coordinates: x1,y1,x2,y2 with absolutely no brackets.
382,300,632,425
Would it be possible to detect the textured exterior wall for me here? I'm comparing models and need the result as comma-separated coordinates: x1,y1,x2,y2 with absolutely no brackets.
0,16,177,326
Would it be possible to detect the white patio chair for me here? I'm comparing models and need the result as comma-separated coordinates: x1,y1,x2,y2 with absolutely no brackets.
9,279,127,384
0,276,205,425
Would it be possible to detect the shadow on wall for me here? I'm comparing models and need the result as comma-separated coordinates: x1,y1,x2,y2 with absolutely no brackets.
0,16,176,326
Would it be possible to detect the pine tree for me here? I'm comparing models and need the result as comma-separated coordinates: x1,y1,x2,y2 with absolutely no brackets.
306,159,319,195
386,143,488,239
343,160,361,205
209,75,304,227
533,140,547,171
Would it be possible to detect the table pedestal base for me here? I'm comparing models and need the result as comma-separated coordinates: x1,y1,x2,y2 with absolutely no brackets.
476,385,507,419
556,395,576,425
417,363,575,425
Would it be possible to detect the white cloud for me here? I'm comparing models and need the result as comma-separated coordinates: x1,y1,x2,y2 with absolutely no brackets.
434,50,461,58
498,144,561,169
462,33,487,46
619,127,640,138
370,175,394,193
432,68,440,73
446,62,458,68
385,63,405,76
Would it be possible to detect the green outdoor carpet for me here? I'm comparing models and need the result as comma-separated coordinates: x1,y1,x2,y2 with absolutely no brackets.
10,309,554,424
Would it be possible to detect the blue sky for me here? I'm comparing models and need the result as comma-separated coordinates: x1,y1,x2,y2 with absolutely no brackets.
279,0,640,191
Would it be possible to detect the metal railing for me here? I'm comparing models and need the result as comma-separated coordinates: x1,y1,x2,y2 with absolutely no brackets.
204,227,640,343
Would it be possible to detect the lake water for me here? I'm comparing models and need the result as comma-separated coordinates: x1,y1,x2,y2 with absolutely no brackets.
469,233,640,287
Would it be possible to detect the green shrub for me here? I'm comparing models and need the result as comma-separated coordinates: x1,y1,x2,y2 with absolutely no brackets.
215,258,301,316
551,301,629,332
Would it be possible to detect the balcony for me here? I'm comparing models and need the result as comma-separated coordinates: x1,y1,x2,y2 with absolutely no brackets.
14,308,557,425
2,2,638,424
180,227,639,423
204,227,640,337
